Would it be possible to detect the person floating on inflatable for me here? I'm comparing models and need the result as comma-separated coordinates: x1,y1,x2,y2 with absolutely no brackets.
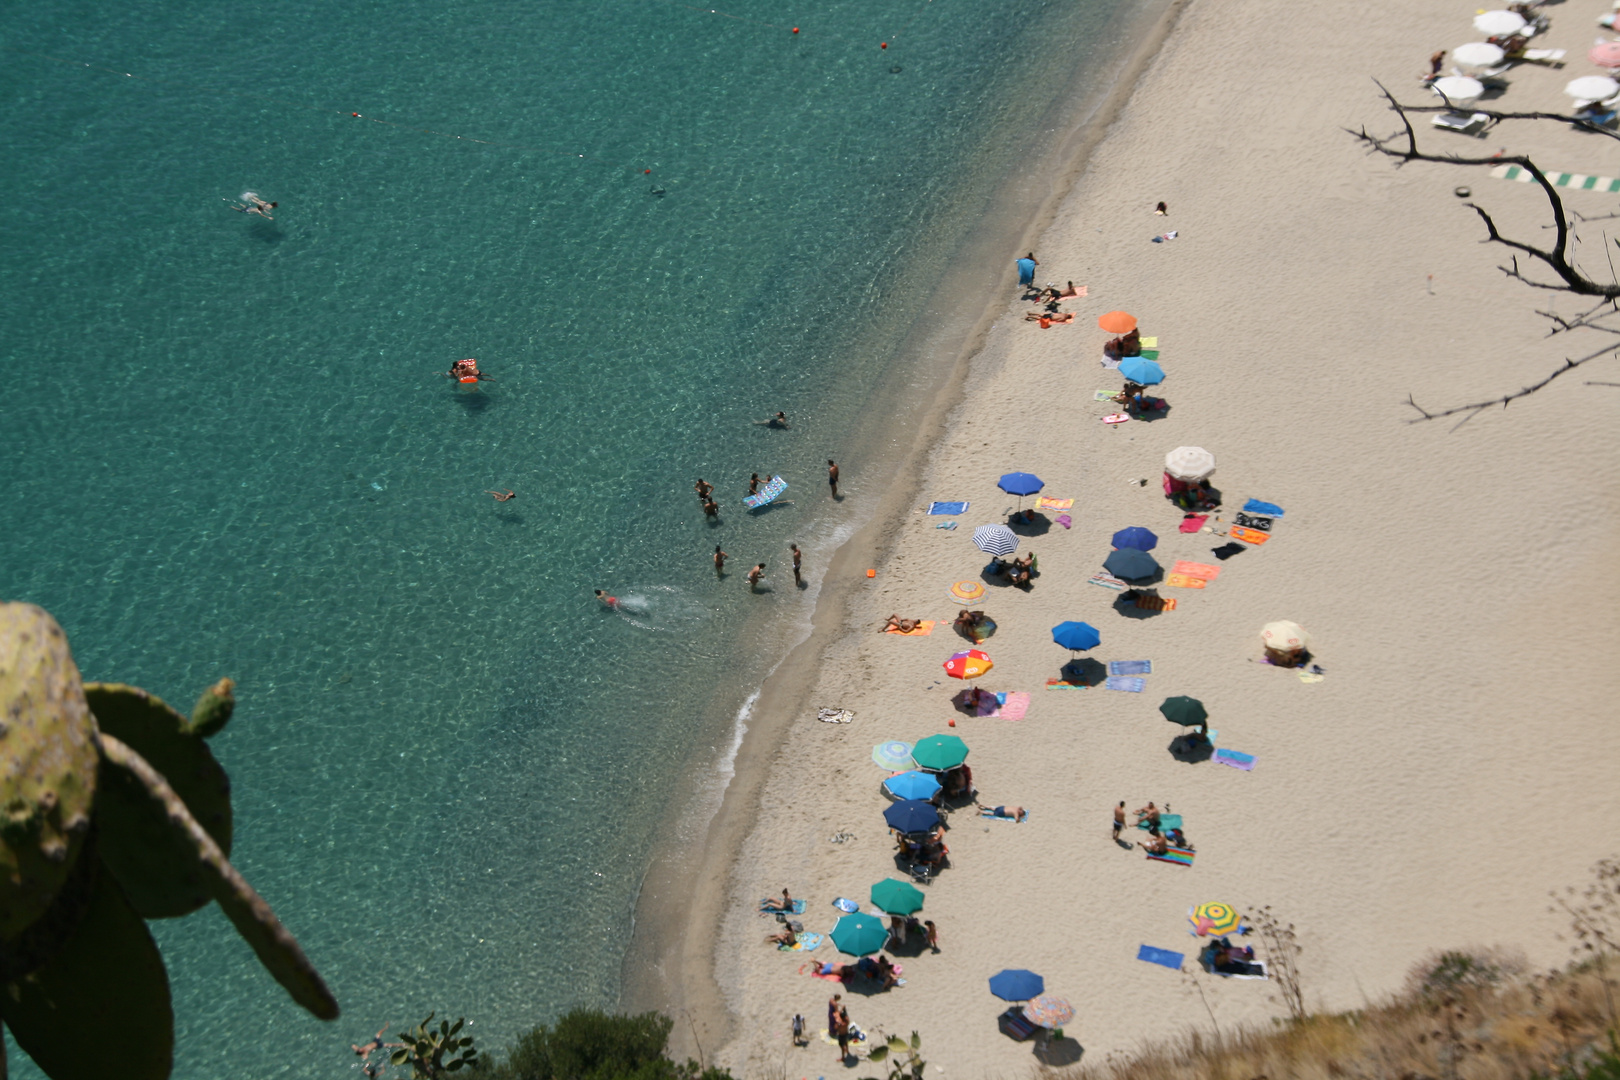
444,358,486,384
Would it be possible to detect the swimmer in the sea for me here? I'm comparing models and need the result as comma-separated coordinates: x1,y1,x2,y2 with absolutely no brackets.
226,192,278,219
446,358,484,380
484,490,516,502
755,411,789,428
594,590,620,610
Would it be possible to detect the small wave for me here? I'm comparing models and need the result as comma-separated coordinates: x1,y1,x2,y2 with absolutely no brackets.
612,584,711,632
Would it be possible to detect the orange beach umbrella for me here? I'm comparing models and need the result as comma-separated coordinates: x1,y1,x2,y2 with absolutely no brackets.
1097,311,1137,334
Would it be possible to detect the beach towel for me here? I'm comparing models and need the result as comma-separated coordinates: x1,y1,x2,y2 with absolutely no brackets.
1106,676,1146,693
1035,497,1074,511
995,692,1030,720
1138,945,1186,970
1109,660,1152,675
1102,413,1131,424
1136,813,1183,832
1179,514,1208,533
1055,514,1072,529
743,475,788,509
1133,595,1177,612
761,898,807,914
1215,961,1270,980
1151,231,1179,242
1147,846,1196,867
833,897,860,913
1232,513,1272,532
1140,337,1158,347
1044,678,1089,690
1299,670,1325,684
980,808,1030,822
1101,357,1121,370
1172,561,1221,580
817,708,854,724
1211,543,1246,561
1229,526,1269,545
779,932,823,951
1094,390,1120,402
1138,349,1160,361
1242,499,1285,517
1214,749,1256,771
928,501,969,515
1088,572,1129,591
935,521,957,530
884,621,935,636
1164,574,1207,590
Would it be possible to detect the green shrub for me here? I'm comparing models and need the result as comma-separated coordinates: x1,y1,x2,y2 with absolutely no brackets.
480,1008,732,1080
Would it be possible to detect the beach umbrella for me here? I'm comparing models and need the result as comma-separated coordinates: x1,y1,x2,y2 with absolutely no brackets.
911,733,969,772
948,580,986,604
1473,9,1525,35
1097,311,1137,333
1024,996,1075,1029
996,472,1044,496
943,649,993,680
1118,356,1165,386
872,740,915,770
1164,446,1217,482
1189,902,1242,937
988,969,1045,1001
1591,41,1620,69
1431,75,1485,104
1566,75,1620,101
871,878,926,915
883,770,941,802
971,524,1020,557
883,799,941,835
1103,547,1160,580
829,912,891,956
1111,526,1158,551
1453,42,1504,70
1159,695,1208,727
1260,620,1309,652
1050,621,1101,652
741,474,788,509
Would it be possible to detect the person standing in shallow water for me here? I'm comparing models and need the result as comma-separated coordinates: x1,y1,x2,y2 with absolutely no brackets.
713,545,728,576
694,478,713,502
790,543,802,586
827,460,839,498
746,563,765,591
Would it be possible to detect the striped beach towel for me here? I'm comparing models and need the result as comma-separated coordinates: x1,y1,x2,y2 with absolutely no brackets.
1035,496,1074,511
1105,676,1145,693
1214,748,1256,771
1109,660,1152,675
1492,163,1620,193
1133,595,1178,612
1147,846,1196,867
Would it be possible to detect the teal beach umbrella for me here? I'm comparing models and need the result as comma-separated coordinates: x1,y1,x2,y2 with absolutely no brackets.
910,734,969,772
870,879,925,915
830,912,891,955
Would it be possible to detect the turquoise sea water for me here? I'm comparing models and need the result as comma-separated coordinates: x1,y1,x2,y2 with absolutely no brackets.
0,1,1144,1074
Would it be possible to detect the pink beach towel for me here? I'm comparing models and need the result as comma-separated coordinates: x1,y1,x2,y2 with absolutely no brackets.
995,692,1030,721
1179,515,1208,533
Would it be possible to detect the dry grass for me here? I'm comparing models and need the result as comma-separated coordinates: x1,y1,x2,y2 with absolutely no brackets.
1026,957,1620,1080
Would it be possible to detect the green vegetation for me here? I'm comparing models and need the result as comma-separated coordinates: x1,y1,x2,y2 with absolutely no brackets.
863,1030,926,1080
477,1009,732,1080
390,1014,480,1077
0,601,338,1080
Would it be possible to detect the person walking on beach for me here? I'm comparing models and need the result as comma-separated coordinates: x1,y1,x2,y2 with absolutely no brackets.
746,563,765,591
1113,800,1127,840
713,545,728,576
827,992,841,1034
827,460,840,498
924,919,939,952
835,1005,851,1062
790,543,802,586
694,478,713,502
1016,252,1038,288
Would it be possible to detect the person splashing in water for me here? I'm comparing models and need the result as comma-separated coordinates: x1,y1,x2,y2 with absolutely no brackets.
226,192,277,219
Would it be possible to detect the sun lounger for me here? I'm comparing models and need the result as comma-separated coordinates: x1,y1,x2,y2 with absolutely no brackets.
1523,48,1565,63
1431,110,1491,136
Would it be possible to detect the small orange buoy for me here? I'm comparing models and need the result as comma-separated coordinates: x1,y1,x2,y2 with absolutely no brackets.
866,569,876,577
351,112,361,117
644,169,651,174
792,27,799,33
459,375,478,384
948,719,956,727
880,42,888,49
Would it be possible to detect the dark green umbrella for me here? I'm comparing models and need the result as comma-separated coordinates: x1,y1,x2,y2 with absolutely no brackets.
1159,695,1208,726
870,878,925,915
830,912,891,956
910,733,969,772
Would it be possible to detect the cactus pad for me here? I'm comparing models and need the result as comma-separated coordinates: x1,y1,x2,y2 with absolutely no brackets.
99,734,340,1021
0,602,98,942
0,862,174,1080
188,677,235,738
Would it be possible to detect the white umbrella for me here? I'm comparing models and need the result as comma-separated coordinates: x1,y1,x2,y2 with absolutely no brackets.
1163,446,1216,482
1432,76,1485,104
1260,621,1310,653
1453,42,1505,70
971,524,1019,557
1566,75,1620,101
1473,10,1526,36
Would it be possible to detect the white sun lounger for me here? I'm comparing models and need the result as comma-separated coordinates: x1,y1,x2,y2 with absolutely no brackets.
1432,111,1490,135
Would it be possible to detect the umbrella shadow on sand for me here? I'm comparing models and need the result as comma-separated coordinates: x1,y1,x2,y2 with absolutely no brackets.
1111,590,1167,619
1168,733,1215,763
1033,1037,1084,1067
1059,658,1107,686
1131,402,1172,423
1007,512,1052,536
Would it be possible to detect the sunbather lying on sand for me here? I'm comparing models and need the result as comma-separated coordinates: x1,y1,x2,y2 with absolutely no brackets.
762,888,794,911
766,926,799,947
978,803,1027,822
1139,833,1169,855
882,614,923,633
1024,310,1075,324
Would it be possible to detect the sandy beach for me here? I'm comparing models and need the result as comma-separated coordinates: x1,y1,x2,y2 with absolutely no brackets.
634,0,1620,1072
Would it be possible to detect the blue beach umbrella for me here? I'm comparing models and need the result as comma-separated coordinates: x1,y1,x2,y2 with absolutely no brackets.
1111,526,1159,551
883,770,942,802
1051,621,1101,652
1103,547,1160,581
1119,357,1166,386
872,741,914,770
883,799,942,835
989,969,1046,1001
997,472,1045,497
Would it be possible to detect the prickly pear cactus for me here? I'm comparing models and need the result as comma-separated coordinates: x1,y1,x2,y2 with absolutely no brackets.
0,603,97,942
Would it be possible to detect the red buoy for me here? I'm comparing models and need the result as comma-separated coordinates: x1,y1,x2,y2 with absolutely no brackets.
351,112,361,117
792,27,799,33
880,41,888,49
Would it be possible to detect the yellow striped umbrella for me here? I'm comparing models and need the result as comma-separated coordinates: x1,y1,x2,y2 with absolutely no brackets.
1188,902,1241,937
949,580,985,604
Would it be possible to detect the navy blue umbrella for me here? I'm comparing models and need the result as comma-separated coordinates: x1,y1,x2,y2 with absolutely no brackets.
883,799,941,835
1051,621,1101,652
1111,526,1159,551
1103,547,1160,580
997,472,1044,497
989,969,1046,1001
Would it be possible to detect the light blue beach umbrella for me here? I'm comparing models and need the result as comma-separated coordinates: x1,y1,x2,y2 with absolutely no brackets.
1118,357,1166,386
883,770,942,802
1051,621,1101,652
872,740,914,770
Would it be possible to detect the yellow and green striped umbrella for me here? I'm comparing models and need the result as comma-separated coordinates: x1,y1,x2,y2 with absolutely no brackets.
1188,901,1241,937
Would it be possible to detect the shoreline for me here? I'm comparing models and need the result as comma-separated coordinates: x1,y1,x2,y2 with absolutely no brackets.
619,0,1186,1058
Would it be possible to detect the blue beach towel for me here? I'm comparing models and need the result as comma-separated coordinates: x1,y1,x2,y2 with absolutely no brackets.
1138,945,1185,970
928,501,969,515
1109,660,1152,676
1105,676,1146,693
1214,749,1256,771
833,898,860,913
1016,257,1036,285
1242,499,1285,517
1135,813,1183,832
760,898,807,914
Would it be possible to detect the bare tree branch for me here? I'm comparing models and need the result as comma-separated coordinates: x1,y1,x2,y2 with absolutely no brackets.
1406,340,1620,427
